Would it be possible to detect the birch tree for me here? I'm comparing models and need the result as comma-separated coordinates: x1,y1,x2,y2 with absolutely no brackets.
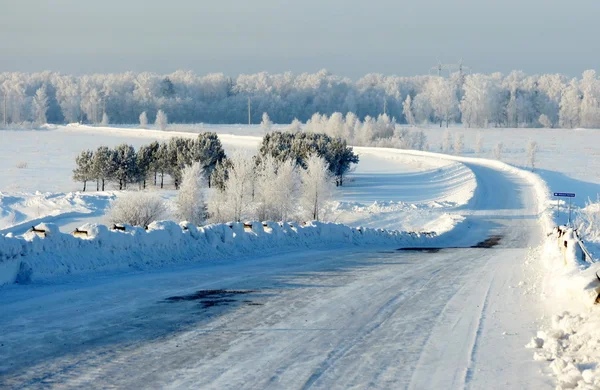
176,162,206,225
300,154,334,221
32,85,49,124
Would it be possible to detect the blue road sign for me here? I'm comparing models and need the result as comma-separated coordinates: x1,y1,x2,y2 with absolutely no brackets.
554,192,576,198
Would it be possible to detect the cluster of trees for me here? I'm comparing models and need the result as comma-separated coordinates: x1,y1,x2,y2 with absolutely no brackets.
294,112,427,150
4,69,600,128
207,152,336,224
110,152,337,227
258,131,359,186
101,132,359,226
72,133,226,191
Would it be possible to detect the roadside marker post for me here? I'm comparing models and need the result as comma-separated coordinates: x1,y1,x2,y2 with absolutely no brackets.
553,193,576,226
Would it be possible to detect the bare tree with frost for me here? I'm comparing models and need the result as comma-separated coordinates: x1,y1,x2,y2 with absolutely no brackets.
300,154,334,221
155,109,168,130
32,85,49,125
255,156,299,221
454,133,465,156
109,192,167,227
527,140,538,171
176,162,206,225
208,151,255,222
139,111,148,128
402,95,415,126
442,129,453,154
261,112,273,132
475,132,483,156
254,155,279,221
493,142,504,161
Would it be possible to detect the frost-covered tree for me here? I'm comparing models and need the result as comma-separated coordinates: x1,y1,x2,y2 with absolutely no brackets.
273,158,299,221
460,74,502,128
113,144,137,190
559,79,581,128
527,140,538,171
402,95,415,126
288,118,302,132
412,93,432,124
580,70,600,128
139,111,148,128
426,77,458,127
254,155,279,221
73,150,94,191
261,112,273,132
442,129,453,154
101,112,109,126
208,151,255,222
3,79,26,124
258,131,358,185
538,114,552,128
493,142,503,160
81,88,101,124
207,186,228,223
155,109,168,130
254,156,300,221
4,69,600,128
109,192,167,227
176,162,206,225
32,85,49,124
475,132,483,156
92,146,115,191
300,154,334,221
55,77,80,123
454,133,464,156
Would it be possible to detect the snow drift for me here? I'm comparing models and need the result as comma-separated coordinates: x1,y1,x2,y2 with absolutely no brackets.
0,220,442,286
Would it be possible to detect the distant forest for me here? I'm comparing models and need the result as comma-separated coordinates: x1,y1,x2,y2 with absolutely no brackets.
0,69,598,128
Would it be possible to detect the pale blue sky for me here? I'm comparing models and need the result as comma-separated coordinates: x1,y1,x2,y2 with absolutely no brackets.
1,0,598,78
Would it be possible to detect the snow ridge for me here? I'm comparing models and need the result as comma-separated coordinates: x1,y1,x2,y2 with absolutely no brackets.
0,220,442,286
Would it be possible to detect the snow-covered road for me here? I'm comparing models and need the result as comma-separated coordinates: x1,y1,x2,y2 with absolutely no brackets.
0,160,552,389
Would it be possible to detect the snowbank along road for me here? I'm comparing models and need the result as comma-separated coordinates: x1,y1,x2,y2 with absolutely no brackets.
0,151,552,389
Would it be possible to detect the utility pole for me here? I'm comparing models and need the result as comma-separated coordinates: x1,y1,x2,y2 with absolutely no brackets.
248,97,251,125
383,98,387,116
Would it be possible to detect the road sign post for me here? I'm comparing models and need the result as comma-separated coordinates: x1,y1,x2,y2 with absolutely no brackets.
553,193,576,226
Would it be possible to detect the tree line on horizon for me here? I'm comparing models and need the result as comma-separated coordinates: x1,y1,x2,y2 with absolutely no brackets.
2,69,600,129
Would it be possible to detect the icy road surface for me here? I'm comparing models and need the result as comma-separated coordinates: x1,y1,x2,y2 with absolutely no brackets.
0,163,551,389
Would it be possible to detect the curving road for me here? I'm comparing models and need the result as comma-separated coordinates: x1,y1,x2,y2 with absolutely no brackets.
0,159,552,389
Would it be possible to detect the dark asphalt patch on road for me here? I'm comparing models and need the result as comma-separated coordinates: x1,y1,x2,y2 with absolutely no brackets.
471,235,503,248
396,248,442,253
165,289,260,309
397,235,503,252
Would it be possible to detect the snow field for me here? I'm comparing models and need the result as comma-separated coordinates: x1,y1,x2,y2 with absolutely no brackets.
0,125,479,234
